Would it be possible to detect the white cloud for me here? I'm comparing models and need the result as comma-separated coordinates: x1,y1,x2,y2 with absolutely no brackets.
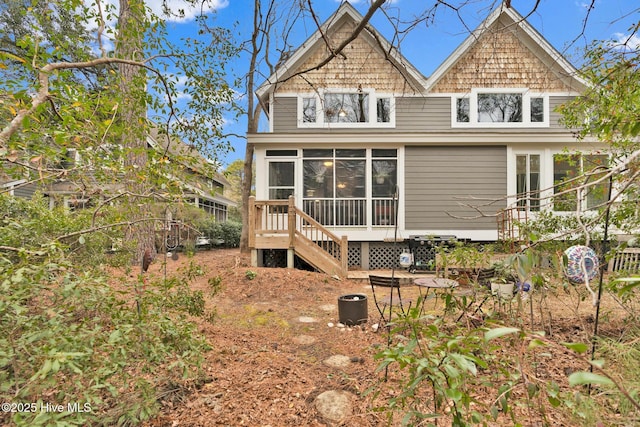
146,0,229,23
611,32,640,52
84,0,228,54
86,0,228,28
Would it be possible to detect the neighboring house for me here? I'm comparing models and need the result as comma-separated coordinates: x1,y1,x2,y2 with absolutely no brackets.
0,178,38,199
145,128,237,223
247,2,611,274
1,129,236,222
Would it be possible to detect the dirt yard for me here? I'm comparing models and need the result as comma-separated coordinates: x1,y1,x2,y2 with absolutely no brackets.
140,248,636,427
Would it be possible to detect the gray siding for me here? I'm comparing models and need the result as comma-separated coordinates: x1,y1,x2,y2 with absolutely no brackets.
273,95,575,133
405,146,506,230
549,96,573,129
273,97,298,133
396,97,449,131
14,183,37,199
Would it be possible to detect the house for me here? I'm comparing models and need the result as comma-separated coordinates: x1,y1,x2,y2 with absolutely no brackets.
1,128,236,222
248,2,610,275
145,128,236,223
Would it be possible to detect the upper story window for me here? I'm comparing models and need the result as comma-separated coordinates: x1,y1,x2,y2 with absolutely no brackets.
325,92,368,123
299,89,394,128
453,89,548,127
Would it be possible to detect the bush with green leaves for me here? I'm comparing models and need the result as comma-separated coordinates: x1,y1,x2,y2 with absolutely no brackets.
196,218,242,248
0,195,212,426
373,299,640,426
0,193,132,268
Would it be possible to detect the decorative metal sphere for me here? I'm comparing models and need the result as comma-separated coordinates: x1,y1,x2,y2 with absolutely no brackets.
564,245,599,284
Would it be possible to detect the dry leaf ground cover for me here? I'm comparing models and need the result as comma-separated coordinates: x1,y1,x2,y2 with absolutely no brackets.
138,248,638,427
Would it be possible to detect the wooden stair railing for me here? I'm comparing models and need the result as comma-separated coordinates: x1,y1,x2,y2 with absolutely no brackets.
249,196,348,277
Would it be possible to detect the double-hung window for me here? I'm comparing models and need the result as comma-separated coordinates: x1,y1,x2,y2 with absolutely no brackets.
299,89,394,128
516,154,541,212
453,89,548,127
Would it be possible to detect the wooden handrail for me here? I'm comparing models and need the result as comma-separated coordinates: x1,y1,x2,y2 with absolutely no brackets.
294,208,344,244
249,195,348,276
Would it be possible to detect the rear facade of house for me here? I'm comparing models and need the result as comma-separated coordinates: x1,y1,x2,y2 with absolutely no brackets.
248,2,608,272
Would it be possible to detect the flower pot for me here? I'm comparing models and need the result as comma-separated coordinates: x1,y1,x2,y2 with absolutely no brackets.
452,268,475,285
338,294,368,326
491,282,514,299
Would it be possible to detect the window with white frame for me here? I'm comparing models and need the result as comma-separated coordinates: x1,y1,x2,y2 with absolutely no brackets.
553,154,609,212
298,89,394,128
516,154,541,212
197,198,228,222
301,148,397,227
453,89,548,127
268,161,295,200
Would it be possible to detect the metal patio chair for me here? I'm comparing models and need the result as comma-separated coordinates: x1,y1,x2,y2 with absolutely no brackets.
369,275,412,327
455,267,496,323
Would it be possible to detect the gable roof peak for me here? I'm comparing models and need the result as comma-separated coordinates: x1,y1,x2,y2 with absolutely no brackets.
255,1,428,105
424,2,587,93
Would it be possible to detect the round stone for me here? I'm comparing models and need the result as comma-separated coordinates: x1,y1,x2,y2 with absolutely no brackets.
323,354,352,369
314,390,353,423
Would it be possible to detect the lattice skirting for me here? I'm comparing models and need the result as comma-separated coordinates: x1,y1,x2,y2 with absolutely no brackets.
347,242,361,267
263,242,436,271
348,241,435,270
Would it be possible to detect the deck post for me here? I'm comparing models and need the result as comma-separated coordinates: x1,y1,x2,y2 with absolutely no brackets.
287,196,296,247
248,196,256,249
287,196,296,269
249,196,257,267
340,235,348,276
287,249,295,269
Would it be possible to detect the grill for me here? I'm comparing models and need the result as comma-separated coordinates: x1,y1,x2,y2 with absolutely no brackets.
405,235,457,273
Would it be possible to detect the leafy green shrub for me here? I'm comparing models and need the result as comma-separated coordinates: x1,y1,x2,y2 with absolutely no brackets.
0,251,209,426
0,195,210,426
374,302,640,426
0,193,131,268
196,219,241,248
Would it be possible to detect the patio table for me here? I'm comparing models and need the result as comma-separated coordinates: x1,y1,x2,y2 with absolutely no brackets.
413,277,459,315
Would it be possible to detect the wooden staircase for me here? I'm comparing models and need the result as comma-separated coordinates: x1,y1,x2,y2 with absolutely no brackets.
248,196,348,277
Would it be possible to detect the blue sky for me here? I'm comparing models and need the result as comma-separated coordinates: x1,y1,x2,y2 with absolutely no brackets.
153,0,640,167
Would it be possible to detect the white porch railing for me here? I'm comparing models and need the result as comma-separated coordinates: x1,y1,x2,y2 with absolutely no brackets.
301,198,395,227
609,247,640,273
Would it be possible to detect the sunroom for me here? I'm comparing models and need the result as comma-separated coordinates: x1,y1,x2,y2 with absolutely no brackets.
263,147,399,229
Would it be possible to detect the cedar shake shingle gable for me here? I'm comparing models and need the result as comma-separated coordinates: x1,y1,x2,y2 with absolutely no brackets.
274,20,424,95
256,1,428,111
257,2,587,111
426,5,586,94
430,19,575,93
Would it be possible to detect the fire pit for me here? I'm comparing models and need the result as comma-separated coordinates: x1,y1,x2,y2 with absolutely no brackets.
337,294,368,326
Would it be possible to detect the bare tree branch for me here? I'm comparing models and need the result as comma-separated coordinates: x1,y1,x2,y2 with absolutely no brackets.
276,0,387,86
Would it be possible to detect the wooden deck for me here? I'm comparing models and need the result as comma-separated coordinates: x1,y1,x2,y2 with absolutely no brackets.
347,269,437,284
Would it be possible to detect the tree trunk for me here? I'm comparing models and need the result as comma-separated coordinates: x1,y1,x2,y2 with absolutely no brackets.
240,0,263,254
117,0,156,264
